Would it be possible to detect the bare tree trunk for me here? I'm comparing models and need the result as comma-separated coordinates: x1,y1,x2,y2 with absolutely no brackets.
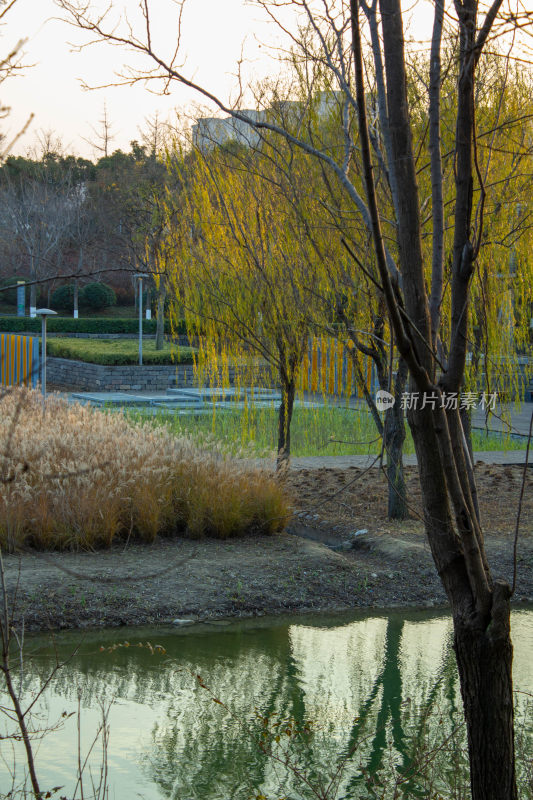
411,408,516,799
360,0,400,223
29,255,36,317
155,279,166,350
0,552,42,799
428,0,445,350
351,0,517,793
74,248,84,319
384,358,408,519
454,584,516,800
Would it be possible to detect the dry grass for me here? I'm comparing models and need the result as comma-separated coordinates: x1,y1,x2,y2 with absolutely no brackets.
0,388,288,551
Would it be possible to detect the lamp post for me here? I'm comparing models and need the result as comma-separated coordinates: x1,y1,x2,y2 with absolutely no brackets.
137,274,149,365
36,309,57,407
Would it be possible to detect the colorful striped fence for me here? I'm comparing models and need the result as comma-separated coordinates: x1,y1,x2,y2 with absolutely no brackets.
298,337,372,398
0,334,40,388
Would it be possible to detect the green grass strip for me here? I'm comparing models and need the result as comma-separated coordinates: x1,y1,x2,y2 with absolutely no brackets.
47,337,196,366
128,403,527,457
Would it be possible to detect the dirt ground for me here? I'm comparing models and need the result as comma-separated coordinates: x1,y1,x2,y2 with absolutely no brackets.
3,463,533,632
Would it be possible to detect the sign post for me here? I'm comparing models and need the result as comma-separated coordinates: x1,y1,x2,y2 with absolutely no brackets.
16,281,25,317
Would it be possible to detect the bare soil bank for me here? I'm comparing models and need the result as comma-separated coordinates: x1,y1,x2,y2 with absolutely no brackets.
3,464,533,632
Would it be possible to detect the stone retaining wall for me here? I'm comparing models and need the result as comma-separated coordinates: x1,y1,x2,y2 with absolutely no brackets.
47,357,271,392
47,357,202,391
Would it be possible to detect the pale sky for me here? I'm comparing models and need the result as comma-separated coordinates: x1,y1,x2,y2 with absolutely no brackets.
1,0,437,159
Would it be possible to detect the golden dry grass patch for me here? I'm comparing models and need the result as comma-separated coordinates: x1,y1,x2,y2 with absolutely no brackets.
0,388,288,550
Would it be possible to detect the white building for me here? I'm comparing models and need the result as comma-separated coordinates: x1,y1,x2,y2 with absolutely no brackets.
192,91,344,151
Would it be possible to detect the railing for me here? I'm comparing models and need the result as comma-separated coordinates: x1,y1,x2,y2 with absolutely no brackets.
0,334,39,388
298,337,372,398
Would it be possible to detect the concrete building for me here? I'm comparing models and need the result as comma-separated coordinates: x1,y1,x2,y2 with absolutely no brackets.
192,91,344,151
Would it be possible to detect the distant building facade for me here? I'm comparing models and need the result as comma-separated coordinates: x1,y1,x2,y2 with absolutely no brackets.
192,92,343,151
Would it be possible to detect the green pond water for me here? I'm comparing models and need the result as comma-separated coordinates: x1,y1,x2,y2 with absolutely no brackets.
2,609,532,800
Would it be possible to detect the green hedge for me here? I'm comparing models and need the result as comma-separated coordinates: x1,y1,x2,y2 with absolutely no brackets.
0,316,187,335
46,338,196,366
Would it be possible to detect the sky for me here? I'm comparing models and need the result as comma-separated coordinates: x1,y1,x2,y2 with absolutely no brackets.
0,0,437,160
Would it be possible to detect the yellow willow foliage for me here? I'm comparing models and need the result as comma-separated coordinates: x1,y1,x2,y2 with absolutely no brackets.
161,51,530,410
0,388,288,550
411,51,533,393
308,47,533,393
164,143,332,395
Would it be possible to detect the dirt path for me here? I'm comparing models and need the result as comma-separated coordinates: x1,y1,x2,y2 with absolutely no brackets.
3,463,533,632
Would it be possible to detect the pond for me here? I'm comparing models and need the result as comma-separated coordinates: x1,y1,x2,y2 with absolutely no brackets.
2,608,532,799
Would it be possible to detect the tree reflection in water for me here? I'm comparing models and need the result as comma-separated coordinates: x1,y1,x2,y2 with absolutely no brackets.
3,610,532,799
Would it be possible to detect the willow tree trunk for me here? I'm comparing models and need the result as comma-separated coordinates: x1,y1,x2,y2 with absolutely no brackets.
277,377,296,473
383,401,407,519
351,348,408,520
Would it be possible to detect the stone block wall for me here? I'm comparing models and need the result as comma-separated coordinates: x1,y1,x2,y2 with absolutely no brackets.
46,357,271,392
47,357,202,391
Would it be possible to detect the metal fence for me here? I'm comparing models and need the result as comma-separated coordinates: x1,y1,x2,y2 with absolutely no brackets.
298,337,372,398
0,334,40,388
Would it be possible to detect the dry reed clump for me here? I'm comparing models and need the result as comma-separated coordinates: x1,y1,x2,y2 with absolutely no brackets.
0,388,289,551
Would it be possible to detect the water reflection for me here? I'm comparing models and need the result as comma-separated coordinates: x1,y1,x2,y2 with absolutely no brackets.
1,609,531,799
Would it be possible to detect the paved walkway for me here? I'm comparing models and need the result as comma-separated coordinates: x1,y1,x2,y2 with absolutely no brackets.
289,450,531,470
471,403,533,437
290,401,533,468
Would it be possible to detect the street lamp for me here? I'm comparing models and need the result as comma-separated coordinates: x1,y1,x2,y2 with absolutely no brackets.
137,274,149,366
36,309,57,407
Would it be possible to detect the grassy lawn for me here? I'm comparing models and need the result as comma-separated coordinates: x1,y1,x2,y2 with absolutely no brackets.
130,402,527,457
47,337,196,366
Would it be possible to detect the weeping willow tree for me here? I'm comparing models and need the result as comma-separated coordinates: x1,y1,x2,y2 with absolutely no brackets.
465,60,533,403
165,143,325,470
165,48,532,501
408,48,533,409
191,83,414,518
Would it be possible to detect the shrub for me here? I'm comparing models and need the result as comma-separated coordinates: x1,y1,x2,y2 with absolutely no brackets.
114,286,136,306
0,388,288,550
46,338,196,365
51,284,75,311
80,282,117,311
